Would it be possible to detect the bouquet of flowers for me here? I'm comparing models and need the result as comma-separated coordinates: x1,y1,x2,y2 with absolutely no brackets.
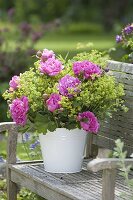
3,49,125,134
110,23,133,63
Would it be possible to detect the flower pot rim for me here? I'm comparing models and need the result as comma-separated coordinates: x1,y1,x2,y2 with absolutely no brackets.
40,127,87,135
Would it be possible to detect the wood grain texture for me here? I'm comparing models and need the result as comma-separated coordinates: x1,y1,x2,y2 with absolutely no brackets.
93,60,133,155
7,123,18,200
0,122,18,200
0,122,16,133
7,174,18,200
8,161,133,200
107,60,133,74
102,169,116,200
6,123,18,164
93,134,133,156
85,134,98,158
87,158,133,172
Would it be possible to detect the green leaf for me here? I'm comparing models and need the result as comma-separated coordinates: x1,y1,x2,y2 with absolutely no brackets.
34,113,50,134
47,121,57,132
18,120,33,134
66,122,77,130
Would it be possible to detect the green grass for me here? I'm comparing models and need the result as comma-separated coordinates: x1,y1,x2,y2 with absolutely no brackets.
3,32,115,57
0,21,115,58
35,22,115,55
0,136,41,161
35,32,115,57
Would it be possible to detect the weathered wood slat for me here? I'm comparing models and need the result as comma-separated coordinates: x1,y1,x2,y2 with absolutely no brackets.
101,123,133,135
101,118,133,130
97,134,133,149
98,133,133,147
117,78,133,85
10,161,102,200
113,111,133,121
102,169,116,200
5,122,18,200
110,71,133,81
98,132,133,148
111,110,133,118
11,171,74,200
0,122,16,132
99,127,133,145
9,162,133,200
93,135,133,156
107,60,133,74
87,158,133,172
124,84,133,92
109,70,133,85
124,90,133,96
93,61,133,154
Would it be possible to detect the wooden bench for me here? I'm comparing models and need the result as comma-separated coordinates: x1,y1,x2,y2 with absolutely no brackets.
1,60,133,200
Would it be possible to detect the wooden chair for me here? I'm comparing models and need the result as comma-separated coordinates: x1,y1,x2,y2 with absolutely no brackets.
0,60,133,200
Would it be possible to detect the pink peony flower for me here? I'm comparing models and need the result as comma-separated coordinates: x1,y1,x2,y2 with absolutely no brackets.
46,93,61,112
77,111,99,133
73,60,102,80
58,75,81,98
41,49,55,62
9,75,20,91
9,96,29,126
39,57,63,76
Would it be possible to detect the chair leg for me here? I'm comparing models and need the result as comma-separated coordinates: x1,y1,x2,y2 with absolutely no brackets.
7,168,18,200
102,169,116,200
7,179,18,200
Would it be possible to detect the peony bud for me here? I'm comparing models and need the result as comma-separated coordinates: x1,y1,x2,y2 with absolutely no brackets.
43,93,49,101
36,50,42,58
7,100,11,104
58,108,64,112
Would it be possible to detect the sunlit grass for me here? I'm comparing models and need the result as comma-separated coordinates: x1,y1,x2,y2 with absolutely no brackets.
36,32,114,52
1,137,39,161
0,21,115,55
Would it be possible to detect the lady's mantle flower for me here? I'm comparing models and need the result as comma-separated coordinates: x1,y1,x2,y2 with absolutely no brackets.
41,48,55,62
9,75,20,91
58,75,81,97
73,60,102,80
39,57,63,76
77,111,99,133
9,96,29,126
46,93,61,112
116,35,123,43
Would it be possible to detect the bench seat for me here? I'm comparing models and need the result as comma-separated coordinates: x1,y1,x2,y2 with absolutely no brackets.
9,159,133,200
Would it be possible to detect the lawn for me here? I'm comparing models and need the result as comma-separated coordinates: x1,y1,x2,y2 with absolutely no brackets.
1,134,41,161
36,32,115,55
0,21,115,57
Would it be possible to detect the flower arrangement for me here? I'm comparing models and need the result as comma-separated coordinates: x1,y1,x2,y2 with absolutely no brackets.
110,23,133,63
3,49,125,134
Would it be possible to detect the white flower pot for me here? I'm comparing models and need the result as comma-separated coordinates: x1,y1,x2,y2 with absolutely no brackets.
39,128,87,173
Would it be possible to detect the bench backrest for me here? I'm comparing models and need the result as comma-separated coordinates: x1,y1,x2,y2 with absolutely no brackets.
92,61,133,156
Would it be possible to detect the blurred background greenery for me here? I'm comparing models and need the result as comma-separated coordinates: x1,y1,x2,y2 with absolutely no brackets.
0,0,133,122
0,1,133,199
